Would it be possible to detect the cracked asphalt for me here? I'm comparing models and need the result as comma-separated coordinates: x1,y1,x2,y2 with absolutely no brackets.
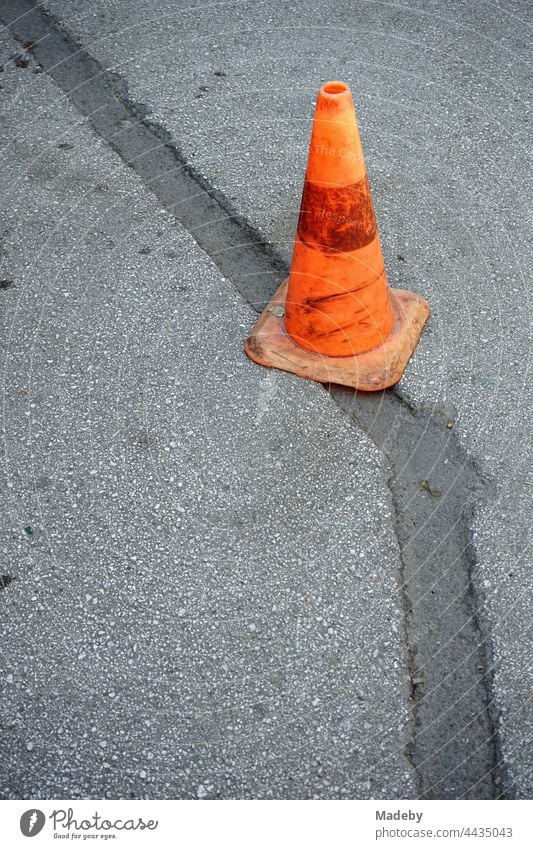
0,27,413,799
1,0,532,799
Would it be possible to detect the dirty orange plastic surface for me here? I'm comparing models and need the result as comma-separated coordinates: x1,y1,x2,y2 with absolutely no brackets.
284,81,394,357
244,81,430,391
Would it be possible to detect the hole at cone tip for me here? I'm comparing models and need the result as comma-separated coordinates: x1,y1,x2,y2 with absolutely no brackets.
323,81,348,94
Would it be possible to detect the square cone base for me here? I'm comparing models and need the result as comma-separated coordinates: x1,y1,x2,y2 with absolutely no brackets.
244,278,430,391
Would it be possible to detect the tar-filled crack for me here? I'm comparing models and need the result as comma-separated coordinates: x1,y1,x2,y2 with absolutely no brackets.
333,388,509,799
0,0,510,800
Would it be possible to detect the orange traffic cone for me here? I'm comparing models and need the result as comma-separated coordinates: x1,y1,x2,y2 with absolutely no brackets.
244,81,429,391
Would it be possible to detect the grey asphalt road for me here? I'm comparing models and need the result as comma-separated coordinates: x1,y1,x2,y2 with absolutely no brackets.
37,0,532,797
0,28,413,799
1,0,532,800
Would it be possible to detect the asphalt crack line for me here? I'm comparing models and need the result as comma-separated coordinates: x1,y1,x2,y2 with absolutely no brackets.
0,0,508,799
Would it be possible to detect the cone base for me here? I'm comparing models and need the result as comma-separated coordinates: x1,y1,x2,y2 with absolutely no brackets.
244,278,430,391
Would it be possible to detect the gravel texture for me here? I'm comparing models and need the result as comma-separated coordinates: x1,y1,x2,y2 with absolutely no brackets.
38,0,532,797
0,29,413,799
